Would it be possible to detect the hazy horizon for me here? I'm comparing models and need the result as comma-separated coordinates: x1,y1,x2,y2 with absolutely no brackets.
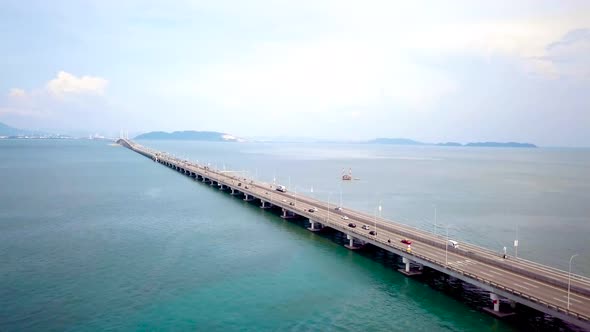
1,1,589,146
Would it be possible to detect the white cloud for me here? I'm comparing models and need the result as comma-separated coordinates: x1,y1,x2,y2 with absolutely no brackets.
530,28,590,79
187,41,457,114
46,71,108,98
388,11,590,78
2,71,109,118
8,88,26,98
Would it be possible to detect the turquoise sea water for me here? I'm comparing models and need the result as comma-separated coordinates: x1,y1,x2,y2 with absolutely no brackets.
1,139,588,331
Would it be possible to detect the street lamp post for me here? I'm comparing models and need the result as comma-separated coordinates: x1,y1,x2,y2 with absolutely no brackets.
514,224,519,258
327,192,333,224
568,254,579,309
376,202,382,237
373,209,377,237
433,205,437,235
445,226,449,265
436,223,454,266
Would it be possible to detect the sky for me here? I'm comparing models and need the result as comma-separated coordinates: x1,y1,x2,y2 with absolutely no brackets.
0,1,589,146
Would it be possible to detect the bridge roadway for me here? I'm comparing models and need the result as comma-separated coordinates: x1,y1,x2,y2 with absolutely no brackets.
118,139,590,329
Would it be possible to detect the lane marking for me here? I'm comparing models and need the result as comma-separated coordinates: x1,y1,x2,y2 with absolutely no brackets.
563,296,583,304
513,283,530,290
521,281,539,289
553,297,570,305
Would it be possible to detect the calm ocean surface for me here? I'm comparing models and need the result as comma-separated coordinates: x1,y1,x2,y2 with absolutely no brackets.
1,139,589,331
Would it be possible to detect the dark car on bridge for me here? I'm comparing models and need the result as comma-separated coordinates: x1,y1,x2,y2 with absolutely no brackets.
348,223,356,228
308,207,317,212
369,230,377,236
401,239,412,245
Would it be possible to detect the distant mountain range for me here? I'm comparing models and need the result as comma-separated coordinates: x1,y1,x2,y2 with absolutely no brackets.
368,138,537,148
1,122,538,148
0,122,48,137
135,130,243,142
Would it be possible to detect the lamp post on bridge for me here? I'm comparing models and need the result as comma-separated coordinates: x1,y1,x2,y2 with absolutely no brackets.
375,201,382,238
433,205,437,235
568,253,579,310
436,223,454,266
514,224,519,258
327,191,333,225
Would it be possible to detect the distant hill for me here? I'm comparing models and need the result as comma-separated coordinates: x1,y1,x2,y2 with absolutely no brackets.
367,138,425,145
135,130,242,142
436,142,463,147
367,137,537,148
465,142,537,148
0,122,46,136
0,122,24,136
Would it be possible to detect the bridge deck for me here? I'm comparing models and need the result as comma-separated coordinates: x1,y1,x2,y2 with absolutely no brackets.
118,139,590,329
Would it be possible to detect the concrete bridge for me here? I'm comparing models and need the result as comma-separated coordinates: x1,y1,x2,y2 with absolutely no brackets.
118,139,590,330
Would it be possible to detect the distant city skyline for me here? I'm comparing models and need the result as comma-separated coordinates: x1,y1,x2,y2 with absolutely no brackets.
0,1,589,146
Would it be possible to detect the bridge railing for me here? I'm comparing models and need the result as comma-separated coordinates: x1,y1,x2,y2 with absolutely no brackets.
123,141,590,298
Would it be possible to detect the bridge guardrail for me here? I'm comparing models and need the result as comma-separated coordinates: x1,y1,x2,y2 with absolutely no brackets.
123,141,590,322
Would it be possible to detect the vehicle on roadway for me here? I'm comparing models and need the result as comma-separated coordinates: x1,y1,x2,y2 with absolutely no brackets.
308,207,317,212
348,223,356,228
341,215,349,220
289,202,295,206
401,239,412,245
282,199,287,202
276,185,287,192
369,230,377,236
334,206,342,211
448,240,459,248
361,225,369,230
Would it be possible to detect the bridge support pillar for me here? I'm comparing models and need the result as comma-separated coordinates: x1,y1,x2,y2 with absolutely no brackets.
307,220,322,232
344,234,361,250
231,188,241,196
482,293,515,318
281,208,295,219
398,257,422,276
219,184,226,190
210,180,216,186
260,200,272,209
491,293,500,312
243,194,255,202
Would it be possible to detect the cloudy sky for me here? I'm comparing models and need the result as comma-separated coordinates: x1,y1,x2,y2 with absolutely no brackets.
0,1,589,145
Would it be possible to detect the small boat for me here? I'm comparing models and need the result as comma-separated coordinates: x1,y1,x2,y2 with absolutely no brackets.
342,168,352,181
